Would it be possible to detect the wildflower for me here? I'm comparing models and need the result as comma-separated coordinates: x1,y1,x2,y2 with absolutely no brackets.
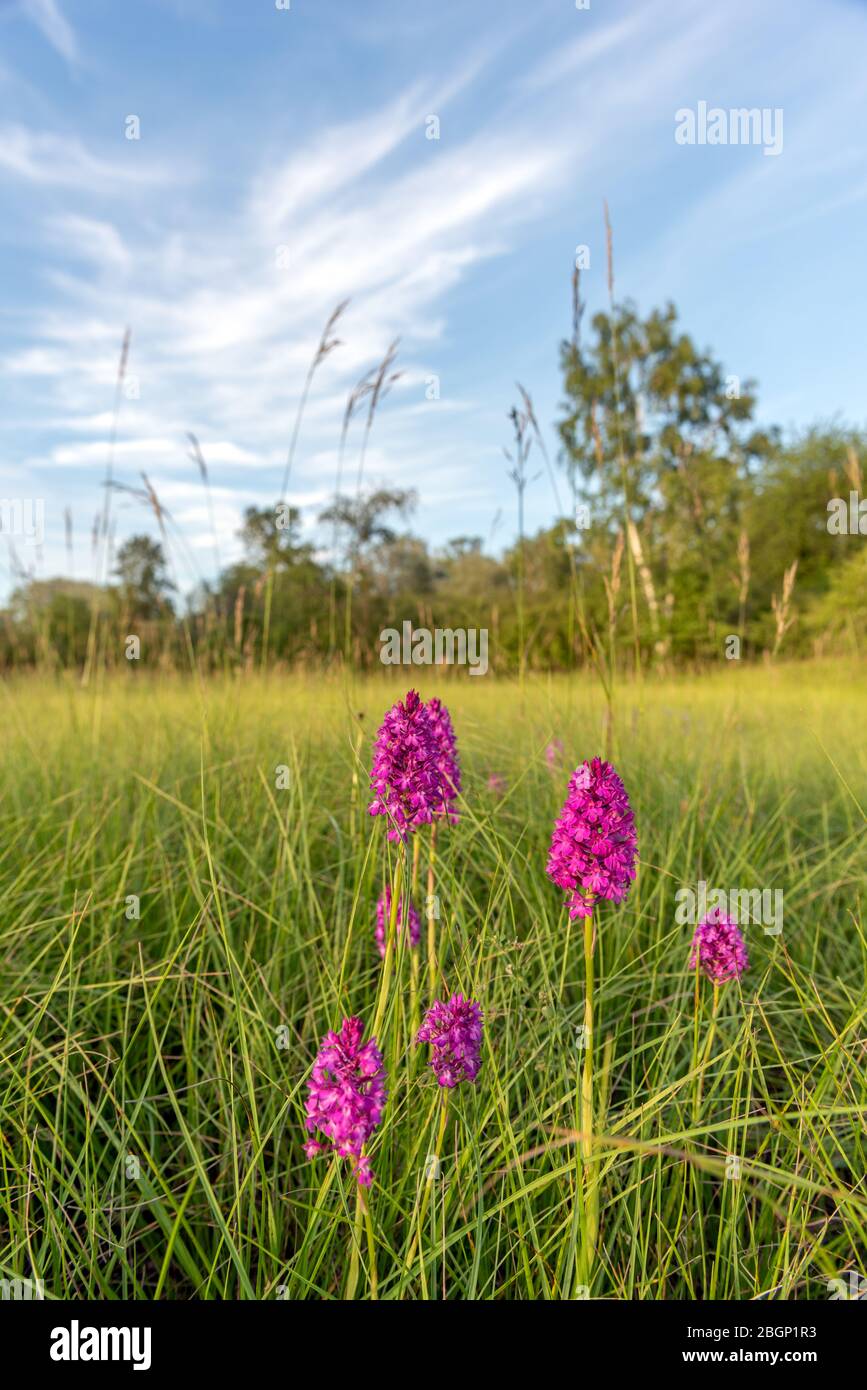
368,689,448,840
486,773,507,797
303,1016,386,1186
375,886,421,959
416,993,484,1088
547,757,638,919
426,697,461,822
689,909,748,984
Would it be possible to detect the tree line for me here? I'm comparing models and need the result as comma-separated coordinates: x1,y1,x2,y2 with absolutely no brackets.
3,293,865,675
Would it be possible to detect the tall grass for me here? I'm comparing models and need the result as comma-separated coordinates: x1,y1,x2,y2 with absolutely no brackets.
0,662,865,1299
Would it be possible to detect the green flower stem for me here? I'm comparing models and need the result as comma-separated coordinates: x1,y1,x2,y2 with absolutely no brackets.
578,912,598,1292
426,821,438,999
406,1088,450,1277
371,851,403,1043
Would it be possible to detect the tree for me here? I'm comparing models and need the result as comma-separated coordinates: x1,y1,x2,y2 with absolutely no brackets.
557,298,775,659
239,504,311,568
319,488,418,655
319,487,417,563
114,536,174,620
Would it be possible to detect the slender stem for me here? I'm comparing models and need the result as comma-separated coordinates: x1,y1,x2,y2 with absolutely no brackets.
346,1183,364,1300
343,418,374,664
363,1194,378,1301
409,834,421,1043
694,981,720,1120
371,853,403,1041
409,948,420,1045
517,481,526,685
406,1089,449,1276
426,822,438,999
264,360,317,673
261,569,274,672
603,203,642,682
388,886,409,1120
578,912,597,1291
349,723,363,852
412,834,421,895
691,955,701,1105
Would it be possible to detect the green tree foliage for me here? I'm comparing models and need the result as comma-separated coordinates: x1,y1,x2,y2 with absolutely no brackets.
1,302,863,674
115,535,175,621
558,299,780,659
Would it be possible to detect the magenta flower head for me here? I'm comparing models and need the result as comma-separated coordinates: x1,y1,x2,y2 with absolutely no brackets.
689,909,748,985
425,697,461,822
303,1016,387,1186
416,993,483,1088
547,757,638,920
375,886,421,959
368,689,448,841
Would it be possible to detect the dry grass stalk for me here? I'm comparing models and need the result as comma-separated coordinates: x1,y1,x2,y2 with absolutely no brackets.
354,338,401,496
343,339,402,660
188,431,222,582
279,299,350,502
844,447,862,493
626,518,660,634
234,584,246,653
604,529,624,633
771,559,798,658
731,528,751,642
590,401,605,471
571,264,584,353
83,327,131,686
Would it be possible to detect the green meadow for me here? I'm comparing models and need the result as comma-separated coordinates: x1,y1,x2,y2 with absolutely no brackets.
1,662,865,1299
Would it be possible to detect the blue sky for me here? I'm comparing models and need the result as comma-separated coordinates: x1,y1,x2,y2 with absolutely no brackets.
2,0,867,596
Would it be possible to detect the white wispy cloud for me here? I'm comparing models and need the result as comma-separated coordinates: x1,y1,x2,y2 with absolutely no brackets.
45,214,132,271
0,123,176,190
21,0,77,65
9,93,568,474
4,0,864,588
517,10,653,93
45,438,261,468
0,3,727,582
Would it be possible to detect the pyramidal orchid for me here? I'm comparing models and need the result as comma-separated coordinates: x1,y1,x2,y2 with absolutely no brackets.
689,909,748,984
547,757,638,920
690,910,748,1135
406,993,484,1276
368,689,448,841
546,756,637,1294
416,993,484,1088
303,1016,387,1187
